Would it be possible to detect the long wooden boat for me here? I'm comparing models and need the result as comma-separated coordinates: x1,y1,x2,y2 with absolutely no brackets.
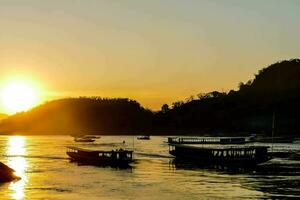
66,146,133,166
169,144,271,166
73,135,101,139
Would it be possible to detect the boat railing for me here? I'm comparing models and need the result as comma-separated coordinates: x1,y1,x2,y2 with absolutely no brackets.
169,144,270,160
167,137,247,144
169,144,269,150
66,146,133,160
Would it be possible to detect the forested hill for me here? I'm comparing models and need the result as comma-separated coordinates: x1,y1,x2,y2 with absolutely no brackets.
1,59,300,135
153,59,300,136
0,98,153,134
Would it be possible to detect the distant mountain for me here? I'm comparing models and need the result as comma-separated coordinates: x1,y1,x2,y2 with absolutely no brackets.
0,98,153,134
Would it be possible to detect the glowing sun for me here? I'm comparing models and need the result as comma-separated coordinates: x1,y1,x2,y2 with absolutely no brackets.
1,81,39,114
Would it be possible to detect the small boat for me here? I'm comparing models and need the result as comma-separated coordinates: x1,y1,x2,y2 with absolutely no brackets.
137,136,150,140
74,137,95,142
83,135,101,139
169,144,271,166
66,146,133,166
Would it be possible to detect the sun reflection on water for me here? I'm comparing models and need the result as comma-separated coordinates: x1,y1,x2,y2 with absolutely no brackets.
7,136,27,200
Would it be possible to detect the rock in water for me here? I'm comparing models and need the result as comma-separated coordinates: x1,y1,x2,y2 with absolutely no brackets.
0,162,21,182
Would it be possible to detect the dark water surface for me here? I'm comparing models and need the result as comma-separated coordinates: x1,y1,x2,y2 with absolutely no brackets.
0,136,299,199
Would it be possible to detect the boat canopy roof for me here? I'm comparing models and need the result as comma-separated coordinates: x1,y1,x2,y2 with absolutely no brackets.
66,146,133,153
168,136,247,140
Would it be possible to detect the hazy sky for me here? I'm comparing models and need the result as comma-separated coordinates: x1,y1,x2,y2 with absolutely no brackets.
0,0,299,110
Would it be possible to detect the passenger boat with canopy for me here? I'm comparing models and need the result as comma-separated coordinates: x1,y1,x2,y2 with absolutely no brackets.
66,146,133,166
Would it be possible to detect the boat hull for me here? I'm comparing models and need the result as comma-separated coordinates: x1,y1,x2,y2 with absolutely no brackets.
170,152,270,166
169,145,271,166
66,152,132,167
74,139,95,142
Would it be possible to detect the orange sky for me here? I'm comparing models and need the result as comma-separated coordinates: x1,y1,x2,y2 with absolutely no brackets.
0,0,299,112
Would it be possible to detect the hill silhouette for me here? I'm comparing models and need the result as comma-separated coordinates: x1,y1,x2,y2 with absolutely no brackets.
1,59,300,135
0,98,152,134
154,59,300,136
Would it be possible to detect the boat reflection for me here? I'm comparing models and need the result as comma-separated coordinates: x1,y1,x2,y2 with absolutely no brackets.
169,158,260,173
7,136,27,200
69,160,134,170
170,158,300,198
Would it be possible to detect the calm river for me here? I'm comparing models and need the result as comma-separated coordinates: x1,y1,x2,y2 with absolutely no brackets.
0,135,299,199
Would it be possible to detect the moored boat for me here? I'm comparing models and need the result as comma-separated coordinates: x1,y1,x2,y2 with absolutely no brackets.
83,135,101,139
168,144,271,166
74,137,95,142
137,136,150,140
66,146,133,166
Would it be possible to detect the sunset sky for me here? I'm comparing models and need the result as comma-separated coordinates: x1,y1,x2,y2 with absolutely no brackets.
0,0,299,113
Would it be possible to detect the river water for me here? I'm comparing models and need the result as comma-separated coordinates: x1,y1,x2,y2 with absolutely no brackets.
0,135,299,200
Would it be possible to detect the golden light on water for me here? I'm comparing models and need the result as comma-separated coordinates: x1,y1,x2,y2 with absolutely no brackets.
7,136,27,200
0,79,40,114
